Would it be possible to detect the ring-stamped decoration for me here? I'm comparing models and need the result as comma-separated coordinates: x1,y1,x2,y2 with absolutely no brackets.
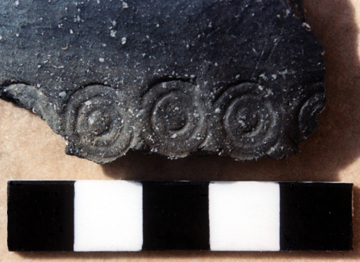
142,80,207,158
62,85,135,164
212,82,280,160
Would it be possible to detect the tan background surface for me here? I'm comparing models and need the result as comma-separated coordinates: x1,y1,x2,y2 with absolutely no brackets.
1,0,360,261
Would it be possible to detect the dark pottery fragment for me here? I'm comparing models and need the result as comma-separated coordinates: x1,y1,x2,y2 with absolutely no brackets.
0,0,326,164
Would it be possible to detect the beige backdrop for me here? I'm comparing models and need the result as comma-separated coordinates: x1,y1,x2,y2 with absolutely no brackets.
1,0,360,261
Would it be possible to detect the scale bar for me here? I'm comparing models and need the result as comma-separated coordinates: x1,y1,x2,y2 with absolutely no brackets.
7,181,353,251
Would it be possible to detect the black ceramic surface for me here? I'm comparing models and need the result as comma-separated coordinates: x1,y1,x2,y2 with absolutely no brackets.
0,0,325,164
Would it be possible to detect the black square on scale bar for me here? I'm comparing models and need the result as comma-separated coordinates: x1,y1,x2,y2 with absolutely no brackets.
7,181,75,251
280,183,353,251
142,181,210,250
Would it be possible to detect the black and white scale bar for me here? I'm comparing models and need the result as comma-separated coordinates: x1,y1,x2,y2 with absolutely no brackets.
7,181,353,251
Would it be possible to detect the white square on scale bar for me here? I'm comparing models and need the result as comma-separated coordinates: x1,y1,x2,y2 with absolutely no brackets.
74,180,143,251
209,181,280,251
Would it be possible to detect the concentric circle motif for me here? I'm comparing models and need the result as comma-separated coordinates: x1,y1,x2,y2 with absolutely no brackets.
298,89,326,140
142,80,206,157
213,82,280,159
61,85,134,163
